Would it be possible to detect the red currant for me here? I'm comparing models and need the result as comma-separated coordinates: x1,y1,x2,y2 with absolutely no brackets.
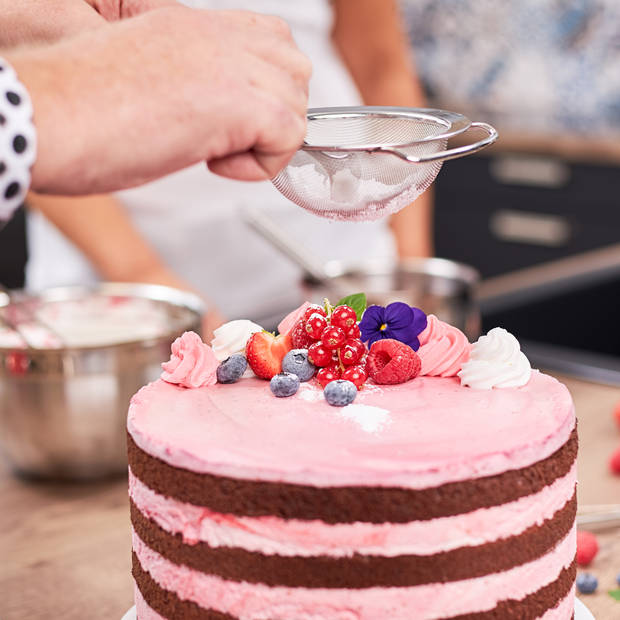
342,365,368,389
317,365,342,387
308,342,332,367
291,320,317,348
303,305,327,321
320,325,346,350
346,323,361,339
305,313,328,339
331,305,357,330
340,338,366,366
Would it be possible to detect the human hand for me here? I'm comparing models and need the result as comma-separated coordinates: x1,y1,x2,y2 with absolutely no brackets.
11,5,311,195
84,0,177,20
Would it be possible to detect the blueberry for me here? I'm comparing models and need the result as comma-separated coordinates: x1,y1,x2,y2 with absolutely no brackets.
616,572,620,586
270,372,300,397
216,354,247,384
576,572,598,594
324,380,357,407
282,349,316,382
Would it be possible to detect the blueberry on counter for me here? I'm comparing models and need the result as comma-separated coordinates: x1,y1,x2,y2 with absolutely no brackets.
216,354,248,384
324,380,357,407
282,349,316,382
270,372,300,397
576,573,598,594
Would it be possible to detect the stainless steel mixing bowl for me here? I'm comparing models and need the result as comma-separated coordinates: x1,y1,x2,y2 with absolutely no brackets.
0,283,203,480
303,257,480,340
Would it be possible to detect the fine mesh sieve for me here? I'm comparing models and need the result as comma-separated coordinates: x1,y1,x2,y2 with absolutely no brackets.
272,107,498,222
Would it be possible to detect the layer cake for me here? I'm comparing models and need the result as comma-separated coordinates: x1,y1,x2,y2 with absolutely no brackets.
128,334,577,619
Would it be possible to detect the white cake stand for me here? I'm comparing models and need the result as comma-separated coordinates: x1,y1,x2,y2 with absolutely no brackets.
122,599,595,619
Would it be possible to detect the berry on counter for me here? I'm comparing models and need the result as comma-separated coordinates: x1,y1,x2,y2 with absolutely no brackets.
324,379,357,407
340,338,366,366
342,365,368,389
330,305,357,330
290,320,316,349
321,326,346,350
305,313,328,339
270,372,300,397
616,572,620,586
576,573,598,595
367,338,421,385
246,332,293,380
216,353,248,384
317,365,342,387
576,530,599,567
609,446,620,475
282,349,316,382
308,341,333,367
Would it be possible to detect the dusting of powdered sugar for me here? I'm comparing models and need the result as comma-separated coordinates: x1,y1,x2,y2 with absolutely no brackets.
336,404,392,434
297,383,324,402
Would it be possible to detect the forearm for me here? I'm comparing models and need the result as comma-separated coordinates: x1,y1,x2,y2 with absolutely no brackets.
332,0,426,107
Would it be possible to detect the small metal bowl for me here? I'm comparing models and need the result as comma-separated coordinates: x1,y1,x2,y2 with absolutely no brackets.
0,283,203,480
303,257,480,340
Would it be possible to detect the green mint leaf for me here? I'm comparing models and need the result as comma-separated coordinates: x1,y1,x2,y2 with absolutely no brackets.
335,293,367,321
609,589,620,601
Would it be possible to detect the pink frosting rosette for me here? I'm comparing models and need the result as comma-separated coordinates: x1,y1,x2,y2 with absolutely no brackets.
161,331,218,388
277,301,312,336
417,315,471,377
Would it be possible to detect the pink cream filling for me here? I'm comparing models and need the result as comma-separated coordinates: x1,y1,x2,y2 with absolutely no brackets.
132,525,576,620
127,373,575,489
537,586,575,620
129,464,576,557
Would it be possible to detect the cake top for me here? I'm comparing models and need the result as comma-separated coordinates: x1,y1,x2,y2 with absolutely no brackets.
127,296,575,488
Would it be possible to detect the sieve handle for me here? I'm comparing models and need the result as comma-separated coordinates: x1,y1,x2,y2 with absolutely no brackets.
377,122,498,164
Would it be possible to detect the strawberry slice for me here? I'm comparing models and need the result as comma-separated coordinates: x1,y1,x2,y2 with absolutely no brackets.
246,332,293,380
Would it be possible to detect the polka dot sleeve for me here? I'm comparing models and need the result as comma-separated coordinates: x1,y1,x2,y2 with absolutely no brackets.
0,57,37,223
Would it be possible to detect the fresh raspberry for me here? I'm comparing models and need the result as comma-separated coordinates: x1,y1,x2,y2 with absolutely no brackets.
290,320,316,349
576,530,599,567
317,365,342,387
367,339,421,385
330,305,357,330
342,365,367,389
346,323,361,339
340,338,366,366
308,342,333,367
321,326,346,350
246,332,293,380
306,313,328,339
609,446,620,474
303,304,327,321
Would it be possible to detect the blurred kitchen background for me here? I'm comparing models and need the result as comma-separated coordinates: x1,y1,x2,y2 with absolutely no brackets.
2,2,620,619
3,1,620,383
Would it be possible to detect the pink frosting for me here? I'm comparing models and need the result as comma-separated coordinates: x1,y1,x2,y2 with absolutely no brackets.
277,301,312,336
160,331,217,389
128,372,574,489
132,526,575,620
129,463,576,558
417,314,471,377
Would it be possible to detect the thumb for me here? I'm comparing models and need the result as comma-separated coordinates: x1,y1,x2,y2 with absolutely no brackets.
85,0,178,21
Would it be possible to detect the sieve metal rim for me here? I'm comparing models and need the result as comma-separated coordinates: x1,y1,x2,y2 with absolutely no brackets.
302,106,473,151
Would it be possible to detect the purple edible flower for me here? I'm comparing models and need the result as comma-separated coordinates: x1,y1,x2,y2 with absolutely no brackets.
359,302,427,350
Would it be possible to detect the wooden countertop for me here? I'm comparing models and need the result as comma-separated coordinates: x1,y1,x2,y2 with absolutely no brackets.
1,373,619,620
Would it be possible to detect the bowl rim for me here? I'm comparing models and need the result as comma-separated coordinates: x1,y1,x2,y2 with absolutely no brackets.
0,282,204,354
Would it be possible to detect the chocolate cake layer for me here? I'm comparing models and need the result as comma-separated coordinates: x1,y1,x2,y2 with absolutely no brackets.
131,492,575,588
132,551,576,620
127,426,577,524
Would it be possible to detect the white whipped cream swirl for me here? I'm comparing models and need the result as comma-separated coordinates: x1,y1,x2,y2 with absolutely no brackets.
211,319,263,362
458,327,531,389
